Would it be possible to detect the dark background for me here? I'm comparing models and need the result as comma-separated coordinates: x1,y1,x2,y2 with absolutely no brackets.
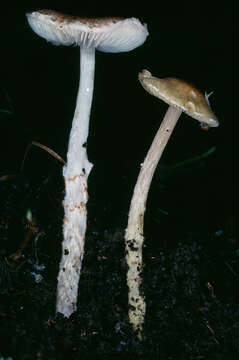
0,2,233,236
0,3,237,359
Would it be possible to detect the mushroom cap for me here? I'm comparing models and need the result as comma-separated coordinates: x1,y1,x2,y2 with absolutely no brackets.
138,70,219,127
26,10,148,53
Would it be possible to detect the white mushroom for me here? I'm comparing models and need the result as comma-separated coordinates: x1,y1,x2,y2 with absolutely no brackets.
125,69,218,339
26,10,148,318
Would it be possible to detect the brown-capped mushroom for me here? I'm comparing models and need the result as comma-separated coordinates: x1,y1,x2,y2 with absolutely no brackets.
26,10,148,318
125,69,218,339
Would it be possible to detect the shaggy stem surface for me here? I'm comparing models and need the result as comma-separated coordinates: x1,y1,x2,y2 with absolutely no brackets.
56,46,95,317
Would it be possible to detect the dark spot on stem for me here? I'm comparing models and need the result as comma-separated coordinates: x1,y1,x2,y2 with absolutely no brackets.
127,239,139,251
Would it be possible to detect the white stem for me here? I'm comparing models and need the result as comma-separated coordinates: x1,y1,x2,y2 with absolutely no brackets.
56,46,95,317
125,106,182,338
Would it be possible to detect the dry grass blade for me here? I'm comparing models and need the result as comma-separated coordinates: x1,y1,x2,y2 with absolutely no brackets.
0,175,18,183
0,141,66,183
203,320,220,345
20,141,66,172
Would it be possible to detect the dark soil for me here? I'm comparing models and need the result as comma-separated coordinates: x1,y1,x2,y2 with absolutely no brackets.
0,7,234,359
0,160,238,360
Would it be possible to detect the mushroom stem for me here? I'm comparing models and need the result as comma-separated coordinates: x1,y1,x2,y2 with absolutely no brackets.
56,46,95,317
125,105,182,338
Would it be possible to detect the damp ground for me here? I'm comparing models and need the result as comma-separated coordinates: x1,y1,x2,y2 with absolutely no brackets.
0,161,238,360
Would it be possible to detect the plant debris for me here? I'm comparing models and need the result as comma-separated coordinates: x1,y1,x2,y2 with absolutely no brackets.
0,167,238,359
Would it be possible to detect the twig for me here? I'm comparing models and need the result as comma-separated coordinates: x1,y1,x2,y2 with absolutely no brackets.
206,282,215,298
225,261,239,278
20,141,65,172
0,141,65,183
9,210,37,261
203,320,220,345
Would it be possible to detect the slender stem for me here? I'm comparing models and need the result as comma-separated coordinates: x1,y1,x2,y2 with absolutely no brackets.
125,105,182,338
56,46,95,317
65,46,95,176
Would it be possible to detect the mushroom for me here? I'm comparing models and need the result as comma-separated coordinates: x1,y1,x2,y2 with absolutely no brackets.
26,10,148,318
125,69,218,339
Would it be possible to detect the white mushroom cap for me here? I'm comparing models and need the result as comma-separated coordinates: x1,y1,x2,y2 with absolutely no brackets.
26,10,148,53
139,70,219,128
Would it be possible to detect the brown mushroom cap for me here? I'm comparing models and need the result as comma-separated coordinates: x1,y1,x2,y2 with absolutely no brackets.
26,10,148,53
139,70,219,127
